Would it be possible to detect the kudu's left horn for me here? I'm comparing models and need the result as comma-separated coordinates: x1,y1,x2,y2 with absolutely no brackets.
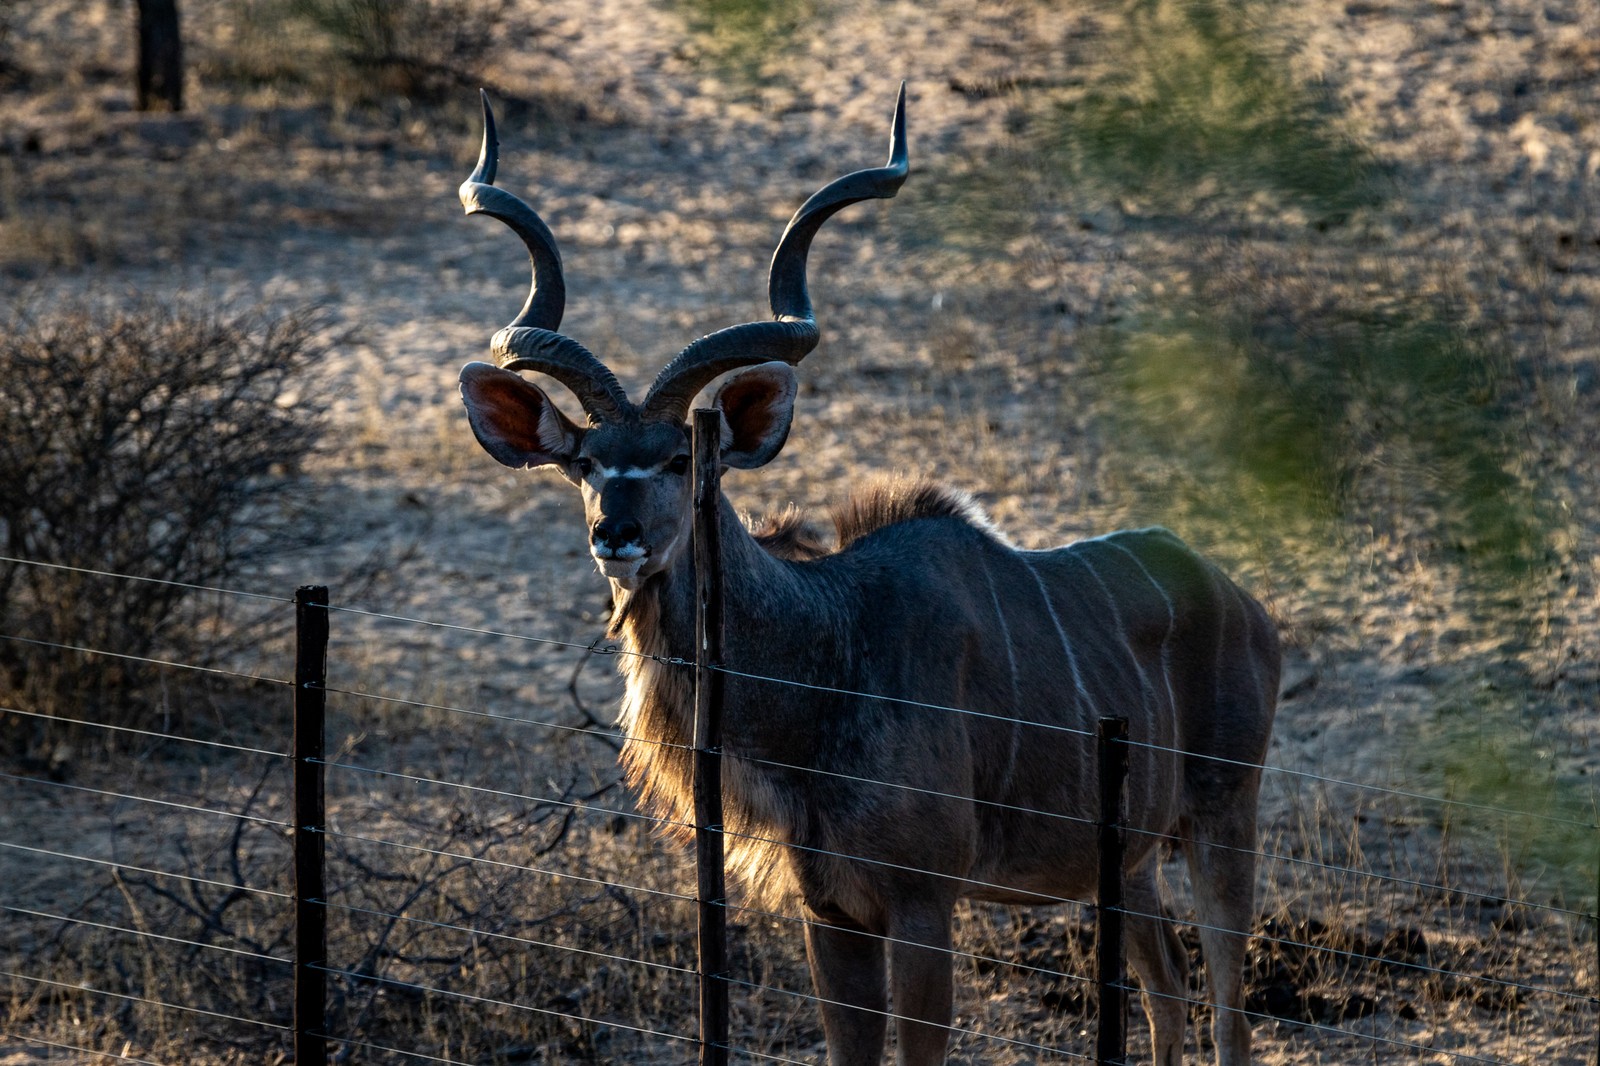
641,82,911,423
460,90,631,424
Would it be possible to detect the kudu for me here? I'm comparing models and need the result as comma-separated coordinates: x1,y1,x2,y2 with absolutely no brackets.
456,86,1281,1066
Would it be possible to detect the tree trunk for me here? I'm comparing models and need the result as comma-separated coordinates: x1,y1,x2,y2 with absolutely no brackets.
135,0,183,112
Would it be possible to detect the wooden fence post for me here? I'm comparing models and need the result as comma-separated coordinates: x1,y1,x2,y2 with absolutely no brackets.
691,409,730,1066
1096,716,1129,1066
293,586,329,1065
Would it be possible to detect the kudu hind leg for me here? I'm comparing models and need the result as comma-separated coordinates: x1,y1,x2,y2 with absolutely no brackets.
805,920,888,1066
1124,859,1188,1066
1185,812,1260,1066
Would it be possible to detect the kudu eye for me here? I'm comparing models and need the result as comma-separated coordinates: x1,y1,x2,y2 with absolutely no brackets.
668,455,690,476
574,457,594,478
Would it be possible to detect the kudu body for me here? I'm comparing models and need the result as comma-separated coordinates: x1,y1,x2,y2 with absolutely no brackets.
457,88,1281,1066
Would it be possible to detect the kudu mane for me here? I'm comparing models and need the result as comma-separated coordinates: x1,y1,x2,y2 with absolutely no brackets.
750,478,993,561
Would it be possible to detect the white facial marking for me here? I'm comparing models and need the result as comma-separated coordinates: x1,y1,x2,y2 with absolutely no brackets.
598,464,657,480
594,543,648,561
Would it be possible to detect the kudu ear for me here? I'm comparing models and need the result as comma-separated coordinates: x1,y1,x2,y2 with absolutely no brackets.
710,362,798,470
459,361,583,473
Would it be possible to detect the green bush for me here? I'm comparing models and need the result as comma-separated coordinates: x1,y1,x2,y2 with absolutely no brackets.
1059,0,1378,219
1097,290,1550,602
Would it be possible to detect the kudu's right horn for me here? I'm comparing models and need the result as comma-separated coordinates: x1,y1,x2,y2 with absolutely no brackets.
642,82,910,423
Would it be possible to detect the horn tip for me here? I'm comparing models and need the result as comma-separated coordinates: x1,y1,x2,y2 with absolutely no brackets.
888,82,908,171
469,88,500,186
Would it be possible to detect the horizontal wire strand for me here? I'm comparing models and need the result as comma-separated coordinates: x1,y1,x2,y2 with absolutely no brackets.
314,1028,818,1066
317,965,1090,1066
715,815,1593,959
313,964,697,1048
314,757,679,832
316,691,1589,925
0,770,291,827
321,682,639,751
312,904,1108,1063
1,704,287,758
1106,895,1592,1006
716,660,1599,831
5,664,1580,928
1112,974,1526,1066
318,763,1098,931
312,729,1592,988
0,632,291,689
710,657,1594,831
3,903,291,964
305,1034,463,1065
0,554,292,604
0,839,291,899
1125,819,1597,922
725,1046,821,1066
726,756,1594,921
730,750,1098,830
706,821,1593,1000
0,561,1574,831
709,822,1093,909
719,972,1094,1061
724,896,1098,990
0,969,291,1032
311,601,1596,834
314,827,694,904
1118,731,1600,832
315,898,695,978
318,601,621,658
0,1031,176,1066
313,602,1098,738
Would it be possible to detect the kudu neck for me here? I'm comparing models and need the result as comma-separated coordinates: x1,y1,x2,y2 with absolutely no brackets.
607,491,801,657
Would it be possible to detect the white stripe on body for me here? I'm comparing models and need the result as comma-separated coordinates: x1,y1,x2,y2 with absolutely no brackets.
980,557,1022,793
1019,556,1098,719
1103,540,1180,721
1069,549,1158,721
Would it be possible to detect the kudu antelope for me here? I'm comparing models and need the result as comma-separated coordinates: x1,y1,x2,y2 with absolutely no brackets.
457,87,1280,1065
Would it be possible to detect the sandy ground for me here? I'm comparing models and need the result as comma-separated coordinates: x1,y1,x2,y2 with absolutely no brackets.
3,0,1600,1062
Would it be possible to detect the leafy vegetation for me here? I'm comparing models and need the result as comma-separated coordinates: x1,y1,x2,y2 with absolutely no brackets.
1058,0,1379,219
668,0,825,82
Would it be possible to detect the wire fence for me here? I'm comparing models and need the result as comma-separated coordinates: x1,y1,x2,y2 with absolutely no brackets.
1,551,1598,1065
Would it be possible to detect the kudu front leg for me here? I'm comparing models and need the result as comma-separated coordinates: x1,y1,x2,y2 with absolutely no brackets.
886,905,955,1065
805,919,888,1066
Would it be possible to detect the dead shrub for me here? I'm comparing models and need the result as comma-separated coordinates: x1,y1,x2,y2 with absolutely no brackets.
0,296,329,754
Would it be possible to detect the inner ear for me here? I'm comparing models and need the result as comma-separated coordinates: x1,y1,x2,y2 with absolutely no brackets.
710,362,798,469
459,362,583,471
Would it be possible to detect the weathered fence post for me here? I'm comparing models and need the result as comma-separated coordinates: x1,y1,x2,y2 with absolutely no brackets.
691,409,730,1066
293,585,329,1065
1096,716,1129,1066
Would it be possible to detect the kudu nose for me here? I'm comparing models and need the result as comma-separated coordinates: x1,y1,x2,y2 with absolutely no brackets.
591,517,642,551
